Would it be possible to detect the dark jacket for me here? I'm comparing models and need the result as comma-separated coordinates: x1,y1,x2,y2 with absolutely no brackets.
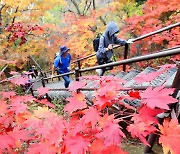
97,21,127,59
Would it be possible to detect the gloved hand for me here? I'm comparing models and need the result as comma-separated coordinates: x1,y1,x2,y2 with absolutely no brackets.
127,38,134,44
67,67,71,71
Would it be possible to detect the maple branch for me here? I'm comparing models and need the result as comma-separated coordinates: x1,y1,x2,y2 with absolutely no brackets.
99,16,106,26
7,6,19,41
92,0,95,10
0,4,6,33
70,0,81,15
82,0,92,16
82,0,88,15
12,6,19,23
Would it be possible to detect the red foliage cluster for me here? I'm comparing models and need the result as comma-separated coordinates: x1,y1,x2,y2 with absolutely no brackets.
120,0,180,65
5,22,43,45
0,64,179,153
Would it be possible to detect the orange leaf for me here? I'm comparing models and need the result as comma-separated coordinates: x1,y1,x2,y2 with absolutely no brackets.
159,118,180,154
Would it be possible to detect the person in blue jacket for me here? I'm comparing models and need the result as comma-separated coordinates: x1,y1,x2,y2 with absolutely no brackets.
96,21,134,76
51,46,72,88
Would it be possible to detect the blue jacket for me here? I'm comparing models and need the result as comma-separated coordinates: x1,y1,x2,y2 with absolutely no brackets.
97,21,127,59
54,53,71,74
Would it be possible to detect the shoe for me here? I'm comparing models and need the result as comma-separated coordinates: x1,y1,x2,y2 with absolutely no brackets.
96,69,103,76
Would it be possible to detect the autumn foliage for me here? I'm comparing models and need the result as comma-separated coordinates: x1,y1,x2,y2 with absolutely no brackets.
120,0,180,64
0,0,180,153
0,64,180,154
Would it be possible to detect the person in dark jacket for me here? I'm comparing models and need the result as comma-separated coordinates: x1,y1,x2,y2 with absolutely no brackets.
51,46,72,88
96,21,133,76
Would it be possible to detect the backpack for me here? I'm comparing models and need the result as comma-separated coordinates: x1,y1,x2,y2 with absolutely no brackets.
93,34,105,52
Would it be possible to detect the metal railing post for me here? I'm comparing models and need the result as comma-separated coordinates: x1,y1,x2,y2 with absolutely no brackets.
41,78,51,102
77,55,82,76
75,67,80,81
123,44,129,72
30,87,34,96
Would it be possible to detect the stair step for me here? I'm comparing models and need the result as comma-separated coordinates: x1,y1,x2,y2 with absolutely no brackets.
115,71,127,78
122,70,140,81
123,99,141,108
150,67,177,86
124,67,157,87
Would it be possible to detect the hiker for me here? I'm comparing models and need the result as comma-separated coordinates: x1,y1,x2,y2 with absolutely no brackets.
28,66,36,79
51,45,72,88
32,65,38,77
96,21,134,76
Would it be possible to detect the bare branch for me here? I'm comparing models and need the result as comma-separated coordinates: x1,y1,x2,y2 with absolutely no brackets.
92,0,95,10
99,16,106,25
84,1,92,15
70,0,81,15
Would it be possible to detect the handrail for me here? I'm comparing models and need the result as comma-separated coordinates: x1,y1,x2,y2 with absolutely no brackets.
33,23,180,91
43,22,180,76
69,22,180,70
113,22,180,49
72,53,96,63
44,71,74,80
79,47,180,73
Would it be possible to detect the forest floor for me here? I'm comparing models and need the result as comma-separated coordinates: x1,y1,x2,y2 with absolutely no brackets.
122,139,163,154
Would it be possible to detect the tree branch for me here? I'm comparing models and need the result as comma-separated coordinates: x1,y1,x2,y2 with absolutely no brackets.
99,16,106,26
84,1,91,15
92,0,95,10
70,0,81,15
0,4,6,33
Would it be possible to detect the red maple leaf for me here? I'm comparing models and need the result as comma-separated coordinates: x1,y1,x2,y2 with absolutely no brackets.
27,142,58,154
137,105,164,123
24,116,42,129
0,114,14,128
0,91,16,99
127,121,157,145
140,86,177,110
0,134,15,150
94,82,119,109
89,139,104,154
79,75,100,80
64,135,89,154
8,127,30,148
158,64,176,69
36,99,56,108
134,70,164,83
0,100,8,116
102,145,128,154
47,126,64,147
128,90,141,99
159,118,180,154
10,102,28,114
35,123,53,139
36,87,50,95
10,76,29,85
81,107,101,127
16,31,24,37
94,96,112,109
96,121,125,146
68,81,87,91
64,92,87,113
71,107,101,135
10,95,36,104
